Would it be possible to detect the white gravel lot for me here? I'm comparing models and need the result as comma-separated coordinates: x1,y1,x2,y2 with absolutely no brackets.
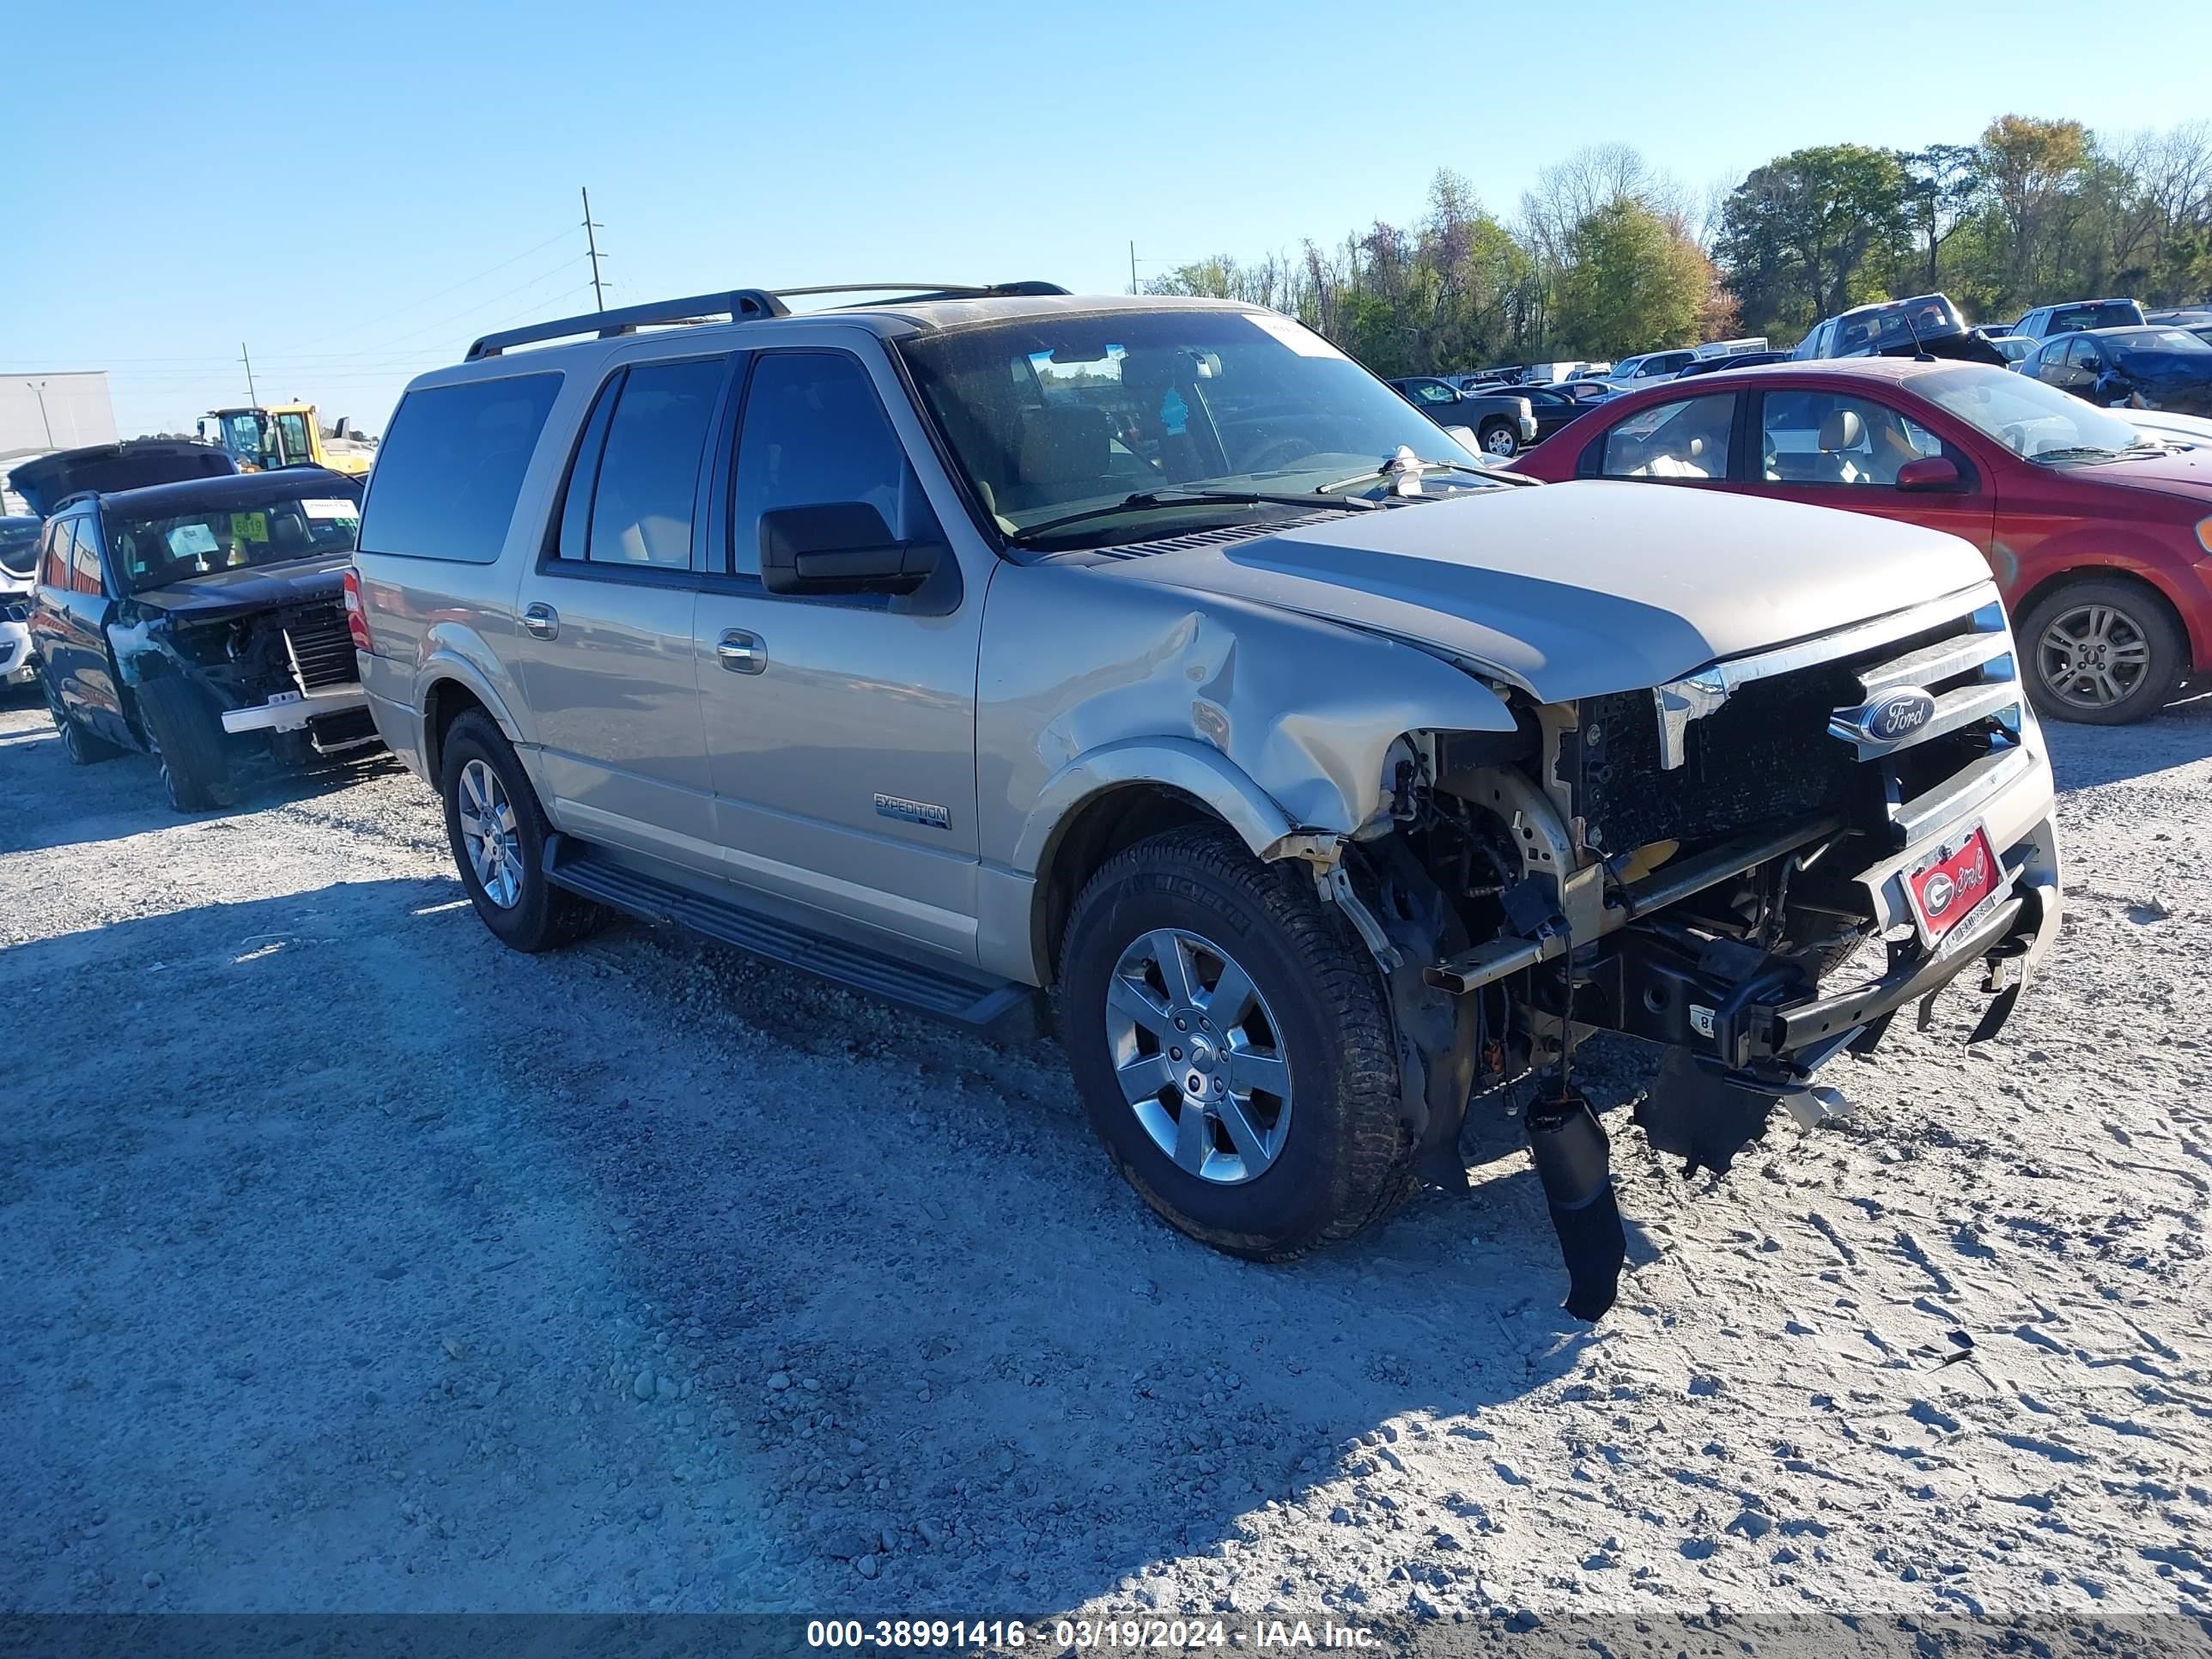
3,685,2211,1635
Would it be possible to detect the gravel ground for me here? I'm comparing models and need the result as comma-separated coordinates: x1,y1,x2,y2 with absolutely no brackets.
3,686,2211,1630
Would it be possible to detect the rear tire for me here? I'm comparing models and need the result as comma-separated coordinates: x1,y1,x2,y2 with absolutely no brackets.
2019,578,2185,726
439,711,601,952
134,674,231,811
41,669,120,766
1057,823,1415,1261
1479,420,1519,458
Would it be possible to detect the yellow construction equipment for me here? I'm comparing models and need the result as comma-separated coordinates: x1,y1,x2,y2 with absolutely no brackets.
199,403,376,477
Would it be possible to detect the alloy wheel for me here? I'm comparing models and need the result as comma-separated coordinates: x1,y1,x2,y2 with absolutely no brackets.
2037,601,2154,713
1483,426,1518,457
457,758,525,908
1103,927,1292,1184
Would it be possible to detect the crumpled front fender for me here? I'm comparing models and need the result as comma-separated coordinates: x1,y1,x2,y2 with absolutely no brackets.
981,564,1518,876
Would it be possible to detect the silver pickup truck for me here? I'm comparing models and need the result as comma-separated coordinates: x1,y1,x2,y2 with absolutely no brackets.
350,284,2061,1316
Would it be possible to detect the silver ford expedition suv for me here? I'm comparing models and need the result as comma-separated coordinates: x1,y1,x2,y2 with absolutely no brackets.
350,284,2061,1316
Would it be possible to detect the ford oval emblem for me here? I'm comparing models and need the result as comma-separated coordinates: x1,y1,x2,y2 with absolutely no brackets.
1864,688,1937,743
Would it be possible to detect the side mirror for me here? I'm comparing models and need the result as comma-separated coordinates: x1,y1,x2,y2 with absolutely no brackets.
1895,455,1962,492
759,502,942,597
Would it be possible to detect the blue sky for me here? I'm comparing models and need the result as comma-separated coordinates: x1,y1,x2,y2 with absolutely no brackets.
7,0,2209,439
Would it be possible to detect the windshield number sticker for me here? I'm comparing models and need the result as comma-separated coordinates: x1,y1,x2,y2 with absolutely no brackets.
233,511,269,543
1244,312,1346,360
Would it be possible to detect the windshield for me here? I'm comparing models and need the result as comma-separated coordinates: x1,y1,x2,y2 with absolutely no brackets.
105,483,362,592
2111,329,2212,366
1915,365,2149,460
896,308,1504,550
2051,302,2142,333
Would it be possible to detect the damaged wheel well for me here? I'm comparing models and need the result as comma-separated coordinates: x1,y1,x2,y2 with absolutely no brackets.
1036,784,1230,986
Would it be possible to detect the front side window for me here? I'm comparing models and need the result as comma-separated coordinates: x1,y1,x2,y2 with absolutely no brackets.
1758,391,1944,487
40,520,72,588
102,484,362,592
359,373,562,563
68,521,105,596
566,357,726,568
730,352,908,578
223,411,267,465
1595,392,1736,480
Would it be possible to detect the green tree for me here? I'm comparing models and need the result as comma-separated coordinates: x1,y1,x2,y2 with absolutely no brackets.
1716,144,1911,334
1551,199,1715,359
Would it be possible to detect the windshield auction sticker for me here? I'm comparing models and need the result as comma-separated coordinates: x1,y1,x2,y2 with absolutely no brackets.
1243,312,1348,359
301,497,359,520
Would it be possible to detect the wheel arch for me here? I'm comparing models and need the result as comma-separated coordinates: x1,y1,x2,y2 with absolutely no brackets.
2011,563,2199,675
416,654,524,784
1016,740,1300,988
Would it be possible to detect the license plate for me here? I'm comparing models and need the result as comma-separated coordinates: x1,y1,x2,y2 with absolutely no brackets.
1904,822,2002,945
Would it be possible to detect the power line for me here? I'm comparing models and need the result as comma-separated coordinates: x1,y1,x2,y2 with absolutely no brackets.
263,225,579,355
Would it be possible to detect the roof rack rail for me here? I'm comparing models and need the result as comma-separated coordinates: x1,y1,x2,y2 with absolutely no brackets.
464,281,1072,361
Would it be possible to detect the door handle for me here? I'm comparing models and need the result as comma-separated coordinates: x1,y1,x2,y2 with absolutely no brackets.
716,629,767,674
522,603,559,641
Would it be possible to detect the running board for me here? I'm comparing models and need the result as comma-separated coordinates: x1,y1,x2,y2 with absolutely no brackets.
543,835,1037,1038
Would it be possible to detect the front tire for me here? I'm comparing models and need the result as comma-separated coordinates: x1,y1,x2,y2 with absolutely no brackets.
439,711,601,952
1058,824,1415,1261
134,674,231,811
2020,579,2185,725
1479,420,1519,458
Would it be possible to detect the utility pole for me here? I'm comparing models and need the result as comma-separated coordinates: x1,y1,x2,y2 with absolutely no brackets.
582,187,607,312
240,343,259,406
1129,240,1139,295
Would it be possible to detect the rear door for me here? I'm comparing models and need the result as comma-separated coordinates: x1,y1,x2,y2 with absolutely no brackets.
690,342,985,961
1735,383,1995,553
506,351,735,872
33,514,129,739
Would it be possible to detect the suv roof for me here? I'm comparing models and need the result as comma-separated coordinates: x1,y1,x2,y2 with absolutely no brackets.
459,280,1179,361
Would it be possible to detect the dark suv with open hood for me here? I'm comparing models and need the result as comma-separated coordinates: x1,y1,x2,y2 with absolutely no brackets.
28,467,380,810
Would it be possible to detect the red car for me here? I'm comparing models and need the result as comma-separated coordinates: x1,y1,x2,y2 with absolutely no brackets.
1510,358,2212,724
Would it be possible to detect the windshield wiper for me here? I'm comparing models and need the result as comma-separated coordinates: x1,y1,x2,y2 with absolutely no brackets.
2028,445,2126,464
1316,449,1536,495
1004,489,1377,548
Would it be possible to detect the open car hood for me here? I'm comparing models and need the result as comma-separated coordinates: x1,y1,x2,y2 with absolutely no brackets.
9,441,238,518
1091,480,1994,702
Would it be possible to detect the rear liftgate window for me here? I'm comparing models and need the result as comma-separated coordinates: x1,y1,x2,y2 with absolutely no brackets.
359,374,562,563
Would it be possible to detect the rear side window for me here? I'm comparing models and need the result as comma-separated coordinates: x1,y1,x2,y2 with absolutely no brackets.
39,520,71,588
1589,393,1736,481
358,373,562,563
553,357,726,569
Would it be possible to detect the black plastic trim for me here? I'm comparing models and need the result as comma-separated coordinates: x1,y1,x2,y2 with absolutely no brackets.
542,835,1036,1037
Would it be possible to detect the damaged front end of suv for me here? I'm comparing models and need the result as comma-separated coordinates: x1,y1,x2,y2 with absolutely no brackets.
1318,582,2060,1315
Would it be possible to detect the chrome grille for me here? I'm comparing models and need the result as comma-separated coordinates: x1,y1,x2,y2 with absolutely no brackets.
283,605,357,692
1826,597,2020,761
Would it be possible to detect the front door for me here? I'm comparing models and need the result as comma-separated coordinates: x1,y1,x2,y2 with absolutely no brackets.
691,345,985,962
507,353,733,872
1737,386,1996,553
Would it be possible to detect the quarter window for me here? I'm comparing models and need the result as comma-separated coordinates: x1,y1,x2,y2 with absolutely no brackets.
562,357,726,568
1758,391,1944,487
729,353,909,580
358,373,562,564
1594,393,1735,481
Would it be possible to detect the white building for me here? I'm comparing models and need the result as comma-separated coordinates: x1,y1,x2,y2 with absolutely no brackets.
1,372,119,453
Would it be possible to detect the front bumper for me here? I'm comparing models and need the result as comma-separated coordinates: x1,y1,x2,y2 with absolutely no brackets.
220,683,368,735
